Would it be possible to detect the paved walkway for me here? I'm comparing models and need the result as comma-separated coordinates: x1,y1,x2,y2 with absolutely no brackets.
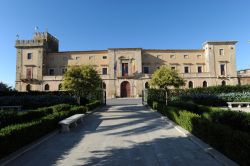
5,102,228,166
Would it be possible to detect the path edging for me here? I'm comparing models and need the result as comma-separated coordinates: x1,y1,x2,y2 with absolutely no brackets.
147,106,238,166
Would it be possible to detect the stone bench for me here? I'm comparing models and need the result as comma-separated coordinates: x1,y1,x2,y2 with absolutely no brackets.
227,102,250,109
59,114,85,132
0,106,22,111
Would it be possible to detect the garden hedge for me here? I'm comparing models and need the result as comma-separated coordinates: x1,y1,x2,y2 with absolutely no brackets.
158,106,250,166
0,100,101,158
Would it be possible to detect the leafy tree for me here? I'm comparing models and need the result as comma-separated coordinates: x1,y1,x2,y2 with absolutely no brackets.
62,65,102,100
0,82,12,92
149,65,185,90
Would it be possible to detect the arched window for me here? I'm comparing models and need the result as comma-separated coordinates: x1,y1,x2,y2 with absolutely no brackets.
26,84,31,91
58,84,62,90
188,81,193,89
102,82,106,89
145,82,149,89
203,81,207,88
222,80,226,86
45,84,50,91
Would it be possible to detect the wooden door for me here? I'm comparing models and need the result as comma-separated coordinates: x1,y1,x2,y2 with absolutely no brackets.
121,81,130,97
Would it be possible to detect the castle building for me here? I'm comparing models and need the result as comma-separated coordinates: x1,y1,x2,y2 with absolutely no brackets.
15,32,238,98
238,69,250,85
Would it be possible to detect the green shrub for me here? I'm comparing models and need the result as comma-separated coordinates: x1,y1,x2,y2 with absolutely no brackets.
0,104,88,158
0,107,53,128
51,104,72,112
163,106,250,166
70,106,87,114
0,94,76,109
86,100,101,111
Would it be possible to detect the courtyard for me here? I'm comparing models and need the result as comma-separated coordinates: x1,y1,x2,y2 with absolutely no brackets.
3,99,235,166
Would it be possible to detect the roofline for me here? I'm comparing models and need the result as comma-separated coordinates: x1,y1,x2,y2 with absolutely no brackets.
51,50,108,54
203,41,238,46
143,49,204,53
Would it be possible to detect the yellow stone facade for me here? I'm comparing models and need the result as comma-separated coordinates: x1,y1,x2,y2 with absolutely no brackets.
15,32,238,98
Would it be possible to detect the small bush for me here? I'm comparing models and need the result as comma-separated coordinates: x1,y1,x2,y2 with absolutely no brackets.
86,100,101,111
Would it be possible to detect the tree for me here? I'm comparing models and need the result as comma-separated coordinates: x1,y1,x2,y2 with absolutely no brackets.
149,65,185,90
0,82,12,92
62,65,102,101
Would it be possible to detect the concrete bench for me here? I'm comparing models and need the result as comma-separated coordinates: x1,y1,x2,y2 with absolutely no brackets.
0,106,22,111
227,102,250,109
59,114,85,132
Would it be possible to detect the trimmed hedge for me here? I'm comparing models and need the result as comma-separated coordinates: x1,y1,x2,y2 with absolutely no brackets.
163,106,250,166
86,100,101,111
0,94,76,109
0,107,53,128
0,100,101,158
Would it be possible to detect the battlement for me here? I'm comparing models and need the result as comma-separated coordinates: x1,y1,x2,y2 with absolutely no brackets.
15,39,45,47
15,32,59,52
33,32,59,43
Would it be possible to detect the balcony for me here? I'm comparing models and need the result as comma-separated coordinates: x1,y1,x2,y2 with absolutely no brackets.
43,75,63,81
20,75,39,82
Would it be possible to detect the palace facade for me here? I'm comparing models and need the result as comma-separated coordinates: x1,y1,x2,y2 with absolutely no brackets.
15,32,238,98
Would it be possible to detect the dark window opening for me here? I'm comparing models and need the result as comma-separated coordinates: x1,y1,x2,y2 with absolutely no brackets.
198,66,202,73
184,67,189,73
143,67,149,74
49,69,54,76
203,81,207,88
122,63,128,76
188,81,193,89
220,64,225,75
45,84,50,91
102,68,108,75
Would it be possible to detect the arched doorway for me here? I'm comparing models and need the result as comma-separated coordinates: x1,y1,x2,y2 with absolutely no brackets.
222,80,226,86
203,81,207,88
145,82,150,89
188,81,193,89
120,81,130,97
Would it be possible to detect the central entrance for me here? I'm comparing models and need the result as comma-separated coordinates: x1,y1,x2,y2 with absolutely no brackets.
120,81,131,97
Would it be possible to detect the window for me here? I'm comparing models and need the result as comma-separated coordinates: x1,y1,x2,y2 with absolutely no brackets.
188,81,193,89
203,81,207,88
122,63,128,76
184,55,189,59
62,68,67,75
171,66,176,70
197,66,202,73
220,64,225,75
103,56,107,59
184,66,189,73
75,57,80,60
89,56,93,60
219,49,224,55
44,84,49,91
102,68,108,75
26,68,32,79
143,67,149,74
222,80,226,86
197,55,201,59
27,53,32,60
49,69,54,76
170,55,175,59
26,84,31,91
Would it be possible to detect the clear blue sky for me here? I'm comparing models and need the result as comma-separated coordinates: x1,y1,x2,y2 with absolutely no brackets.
0,0,250,87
